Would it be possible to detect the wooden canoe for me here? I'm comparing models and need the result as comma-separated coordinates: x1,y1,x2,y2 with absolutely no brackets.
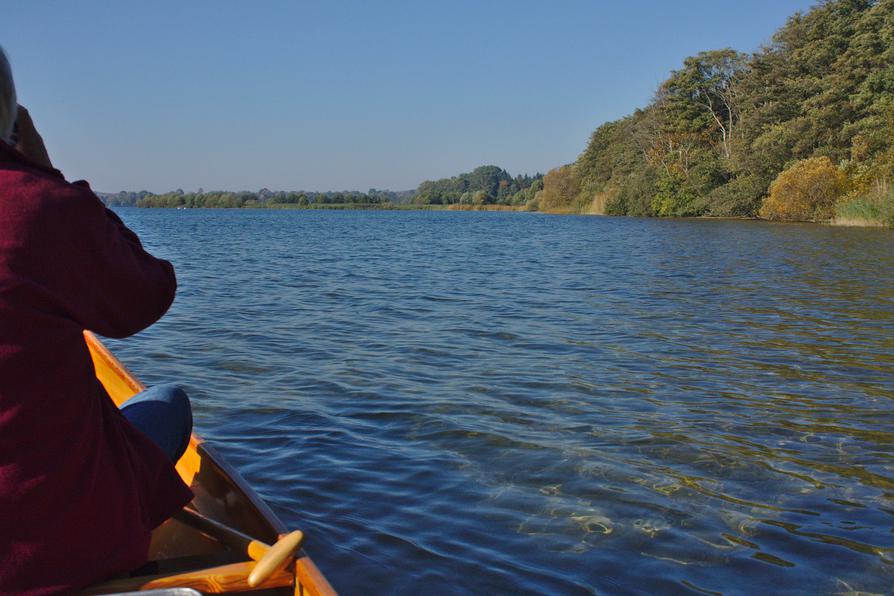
82,331,337,595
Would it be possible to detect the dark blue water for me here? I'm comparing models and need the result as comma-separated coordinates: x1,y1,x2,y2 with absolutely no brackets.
108,209,894,595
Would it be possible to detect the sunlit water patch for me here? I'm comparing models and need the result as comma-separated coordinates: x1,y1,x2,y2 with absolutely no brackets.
107,209,894,594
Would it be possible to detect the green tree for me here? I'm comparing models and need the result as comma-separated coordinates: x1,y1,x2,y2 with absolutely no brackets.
659,49,749,160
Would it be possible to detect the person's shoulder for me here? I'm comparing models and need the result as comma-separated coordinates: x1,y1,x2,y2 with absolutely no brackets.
0,165,102,216
0,168,106,244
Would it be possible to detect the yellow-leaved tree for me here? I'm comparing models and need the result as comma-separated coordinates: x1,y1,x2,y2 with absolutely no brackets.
759,157,848,221
535,165,581,212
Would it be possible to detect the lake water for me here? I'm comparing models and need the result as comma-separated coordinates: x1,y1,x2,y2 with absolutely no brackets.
107,208,894,594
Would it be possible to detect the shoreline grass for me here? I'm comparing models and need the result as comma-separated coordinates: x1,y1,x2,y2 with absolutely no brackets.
833,188,894,228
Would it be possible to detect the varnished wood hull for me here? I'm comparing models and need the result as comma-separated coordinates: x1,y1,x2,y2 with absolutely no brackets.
83,331,336,595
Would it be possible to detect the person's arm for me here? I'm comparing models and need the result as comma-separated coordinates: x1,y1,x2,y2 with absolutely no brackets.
16,108,176,338
13,105,52,170
31,183,178,338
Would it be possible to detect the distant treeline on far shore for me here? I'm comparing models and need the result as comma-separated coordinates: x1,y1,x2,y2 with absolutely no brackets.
98,166,544,210
99,188,414,209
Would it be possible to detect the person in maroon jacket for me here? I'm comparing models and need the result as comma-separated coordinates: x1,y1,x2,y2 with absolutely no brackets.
0,47,194,593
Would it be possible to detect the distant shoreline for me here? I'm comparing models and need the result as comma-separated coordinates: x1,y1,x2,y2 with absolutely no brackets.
122,204,892,229
124,202,530,212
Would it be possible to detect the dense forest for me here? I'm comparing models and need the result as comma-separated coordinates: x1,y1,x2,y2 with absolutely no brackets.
537,0,894,226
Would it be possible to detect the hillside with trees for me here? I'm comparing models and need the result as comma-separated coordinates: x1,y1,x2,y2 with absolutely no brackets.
536,0,894,226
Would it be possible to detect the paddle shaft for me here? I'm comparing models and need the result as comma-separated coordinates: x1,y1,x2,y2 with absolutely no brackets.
173,507,271,561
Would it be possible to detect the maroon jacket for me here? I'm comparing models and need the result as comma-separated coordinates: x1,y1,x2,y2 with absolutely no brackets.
0,142,193,593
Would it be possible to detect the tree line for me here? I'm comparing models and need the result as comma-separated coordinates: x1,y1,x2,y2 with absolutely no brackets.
98,167,543,210
99,188,414,209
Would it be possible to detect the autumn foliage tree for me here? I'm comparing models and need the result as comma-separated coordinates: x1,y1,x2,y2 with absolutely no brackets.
536,165,581,211
759,157,849,221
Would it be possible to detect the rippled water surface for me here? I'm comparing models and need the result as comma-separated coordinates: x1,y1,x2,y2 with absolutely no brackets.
108,209,894,594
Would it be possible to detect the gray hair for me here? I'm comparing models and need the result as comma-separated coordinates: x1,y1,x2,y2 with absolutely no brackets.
0,47,17,144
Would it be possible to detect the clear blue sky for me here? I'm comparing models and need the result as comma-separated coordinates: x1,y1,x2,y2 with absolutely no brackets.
2,1,817,193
